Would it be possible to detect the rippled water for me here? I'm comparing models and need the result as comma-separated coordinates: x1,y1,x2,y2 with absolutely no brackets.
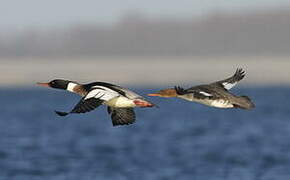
0,87,290,180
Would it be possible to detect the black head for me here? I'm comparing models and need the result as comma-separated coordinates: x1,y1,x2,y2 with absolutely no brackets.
37,79,71,90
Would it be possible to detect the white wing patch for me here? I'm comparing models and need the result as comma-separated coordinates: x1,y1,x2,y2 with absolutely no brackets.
199,91,213,97
222,82,237,90
85,87,119,101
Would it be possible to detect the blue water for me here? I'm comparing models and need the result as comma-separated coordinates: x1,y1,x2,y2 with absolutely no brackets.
0,87,290,180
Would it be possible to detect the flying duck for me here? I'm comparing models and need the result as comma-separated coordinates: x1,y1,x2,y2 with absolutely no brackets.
148,68,255,109
37,80,156,126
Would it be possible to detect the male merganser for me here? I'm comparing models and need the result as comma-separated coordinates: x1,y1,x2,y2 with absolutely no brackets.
37,80,156,126
148,68,255,109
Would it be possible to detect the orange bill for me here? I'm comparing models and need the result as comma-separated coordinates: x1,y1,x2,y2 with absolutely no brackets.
36,82,50,87
147,93,161,97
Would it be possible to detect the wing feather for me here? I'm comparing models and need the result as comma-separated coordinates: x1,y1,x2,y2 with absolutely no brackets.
212,68,245,90
85,87,119,101
107,107,136,126
175,86,214,99
55,88,119,116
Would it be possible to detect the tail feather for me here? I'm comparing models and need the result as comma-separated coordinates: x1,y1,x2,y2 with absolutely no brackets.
234,96,255,110
241,95,251,101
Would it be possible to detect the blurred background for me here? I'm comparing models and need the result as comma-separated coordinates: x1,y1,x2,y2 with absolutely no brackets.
1,0,290,179
1,0,290,86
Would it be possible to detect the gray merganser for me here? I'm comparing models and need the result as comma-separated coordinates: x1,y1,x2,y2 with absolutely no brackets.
37,80,156,126
148,68,255,109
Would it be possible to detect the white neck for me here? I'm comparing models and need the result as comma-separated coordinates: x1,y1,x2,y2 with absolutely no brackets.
67,82,78,92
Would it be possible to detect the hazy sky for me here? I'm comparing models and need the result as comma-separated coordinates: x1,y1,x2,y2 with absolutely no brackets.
0,0,289,30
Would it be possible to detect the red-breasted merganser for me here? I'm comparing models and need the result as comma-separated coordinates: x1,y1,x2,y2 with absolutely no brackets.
148,68,255,109
37,80,156,126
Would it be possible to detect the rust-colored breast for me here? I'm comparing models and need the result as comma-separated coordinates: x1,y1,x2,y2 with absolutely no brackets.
73,85,87,96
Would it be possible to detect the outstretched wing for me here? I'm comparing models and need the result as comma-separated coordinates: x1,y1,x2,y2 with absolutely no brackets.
211,68,245,90
55,88,119,116
107,107,136,126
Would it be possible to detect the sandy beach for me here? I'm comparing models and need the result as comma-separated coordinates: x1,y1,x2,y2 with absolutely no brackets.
0,56,289,87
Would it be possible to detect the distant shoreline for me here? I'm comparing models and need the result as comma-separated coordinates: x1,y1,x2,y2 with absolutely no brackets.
1,56,290,86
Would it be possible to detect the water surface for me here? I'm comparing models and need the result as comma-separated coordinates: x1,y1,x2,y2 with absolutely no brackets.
0,87,289,180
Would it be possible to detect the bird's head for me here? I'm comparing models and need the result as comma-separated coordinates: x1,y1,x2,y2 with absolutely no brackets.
37,79,72,90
